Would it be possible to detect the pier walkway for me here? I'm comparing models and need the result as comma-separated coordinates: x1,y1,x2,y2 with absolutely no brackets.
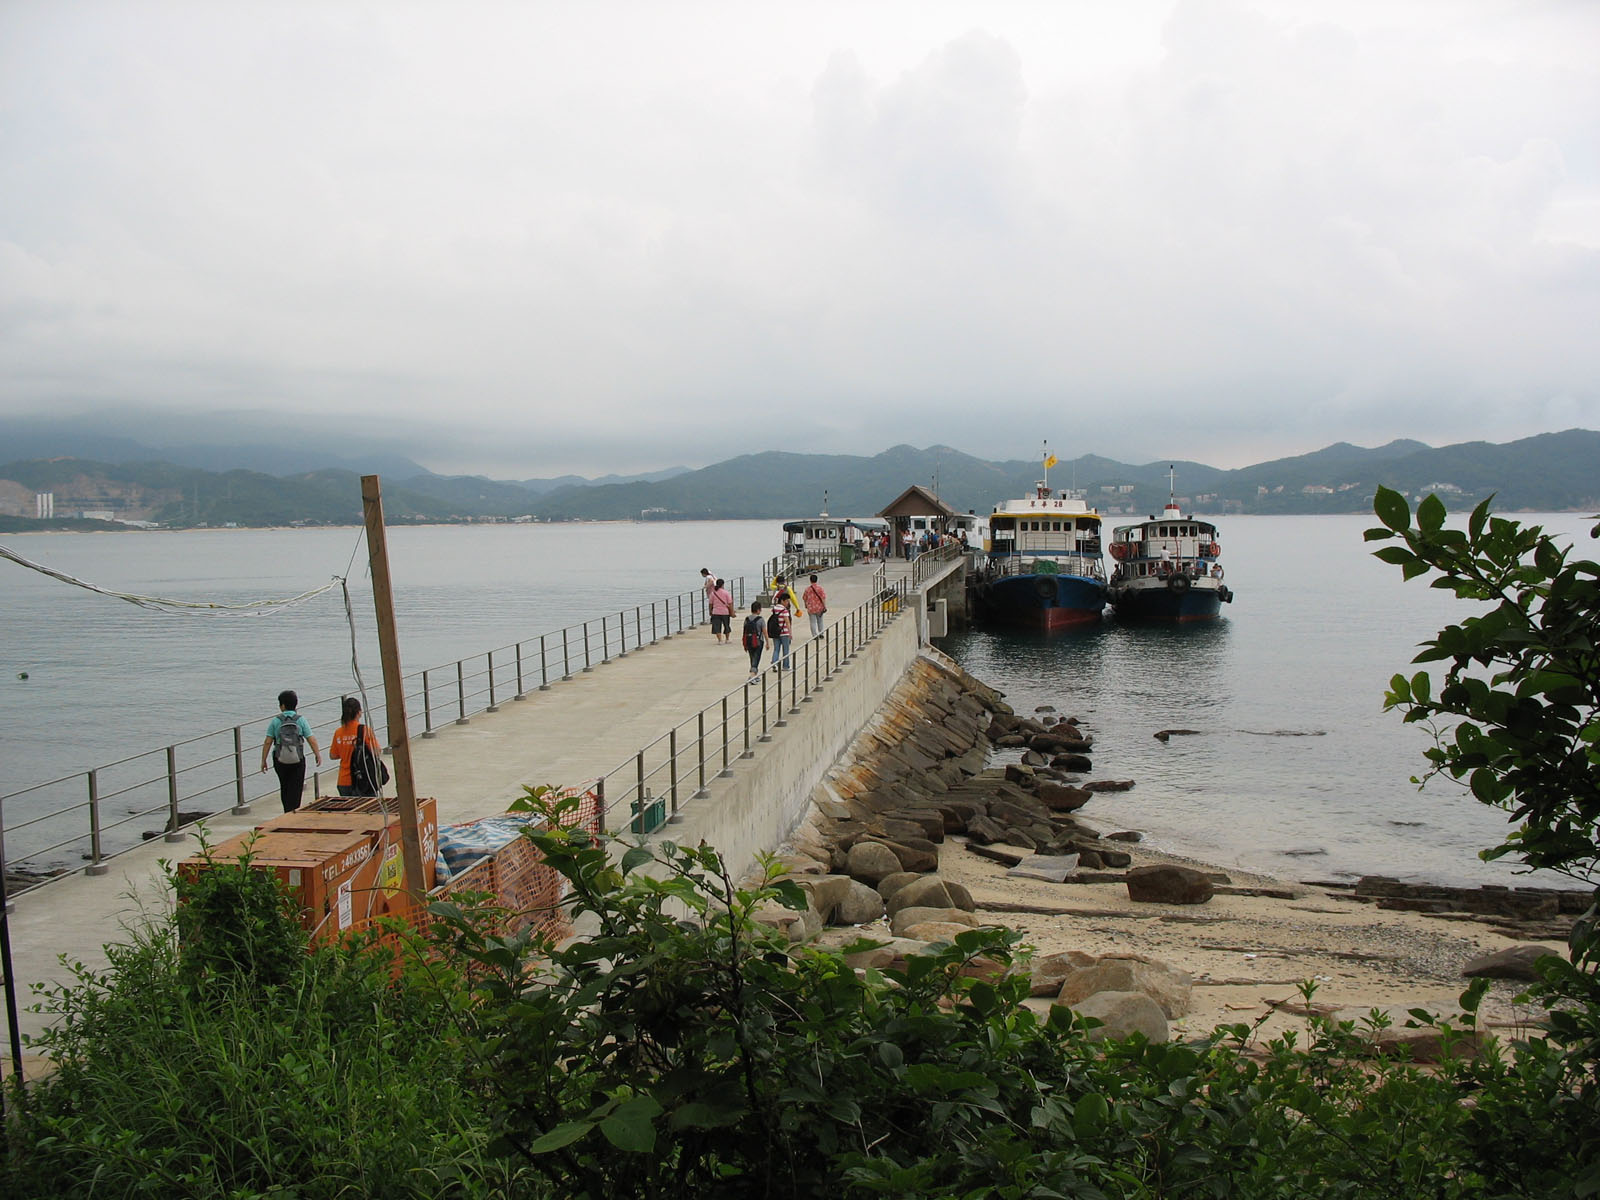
5,553,965,1050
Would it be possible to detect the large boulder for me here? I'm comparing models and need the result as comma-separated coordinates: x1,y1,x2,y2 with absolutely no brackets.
1126,864,1214,905
797,875,856,922
886,875,976,916
1036,782,1092,812
845,840,903,885
1057,957,1194,1018
1065,991,1170,1043
751,902,821,943
1460,944,1556,981
890,906,985,937
903,921,982,943
1013,949,1098,997
878,838,939,874
833,880,887,925
876,872,920,903
842,937,927,970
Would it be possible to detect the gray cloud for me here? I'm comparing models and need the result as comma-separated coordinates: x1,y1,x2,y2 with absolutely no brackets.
2,0,1595,476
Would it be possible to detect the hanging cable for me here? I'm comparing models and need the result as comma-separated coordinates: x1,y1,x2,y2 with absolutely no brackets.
0,543,343,615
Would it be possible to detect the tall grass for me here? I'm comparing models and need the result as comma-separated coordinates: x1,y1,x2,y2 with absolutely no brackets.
3,863,535,1198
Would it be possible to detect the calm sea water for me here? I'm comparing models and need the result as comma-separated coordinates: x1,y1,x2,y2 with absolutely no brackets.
1,514,1591,887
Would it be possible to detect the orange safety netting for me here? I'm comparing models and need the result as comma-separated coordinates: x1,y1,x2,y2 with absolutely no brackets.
337,787,602,959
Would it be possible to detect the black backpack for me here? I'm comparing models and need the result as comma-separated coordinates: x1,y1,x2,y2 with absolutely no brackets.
742,615,765,650
348,725,391,795
767,610,782,638
275,713,305,765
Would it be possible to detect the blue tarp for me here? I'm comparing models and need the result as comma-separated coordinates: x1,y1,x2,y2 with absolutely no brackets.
434,813,541,883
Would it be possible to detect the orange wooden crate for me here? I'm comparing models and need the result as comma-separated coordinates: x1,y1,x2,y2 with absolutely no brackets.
177,829,385,943
264,798,439,914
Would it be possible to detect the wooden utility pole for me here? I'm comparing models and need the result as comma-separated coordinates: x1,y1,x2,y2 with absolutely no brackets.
360,475,426,897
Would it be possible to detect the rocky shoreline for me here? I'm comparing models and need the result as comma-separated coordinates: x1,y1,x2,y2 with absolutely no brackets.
756,650,1581,1050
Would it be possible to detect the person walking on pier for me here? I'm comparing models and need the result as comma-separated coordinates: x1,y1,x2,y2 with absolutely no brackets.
768,593,793,672
331,696,387,797
260,689,322,813
771,573,801,616
803,573,827,636
742,600,767,680
709,577,734,644
699,567,718,633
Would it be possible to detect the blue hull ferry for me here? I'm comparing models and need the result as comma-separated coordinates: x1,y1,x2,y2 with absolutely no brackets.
973,480,1107,631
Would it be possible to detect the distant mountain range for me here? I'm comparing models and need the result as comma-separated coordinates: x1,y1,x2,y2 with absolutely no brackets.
0,428,1595,531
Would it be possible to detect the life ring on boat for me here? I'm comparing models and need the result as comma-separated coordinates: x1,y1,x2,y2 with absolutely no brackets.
1167,574,1190,593
1209,541,1220,556
1109,542,1129,561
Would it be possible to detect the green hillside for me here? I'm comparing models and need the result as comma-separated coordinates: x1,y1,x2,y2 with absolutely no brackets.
1,430,1594,528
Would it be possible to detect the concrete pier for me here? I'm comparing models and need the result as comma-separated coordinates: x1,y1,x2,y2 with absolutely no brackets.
3,556,964,1050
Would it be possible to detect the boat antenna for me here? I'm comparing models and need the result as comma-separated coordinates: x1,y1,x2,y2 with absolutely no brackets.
821,489,828,518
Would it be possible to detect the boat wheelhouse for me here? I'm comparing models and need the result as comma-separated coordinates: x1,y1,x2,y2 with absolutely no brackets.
1107,489,1233,622
972,481,1107,630
780,515,885,570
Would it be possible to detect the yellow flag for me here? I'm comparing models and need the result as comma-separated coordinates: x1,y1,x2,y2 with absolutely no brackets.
1044,454,1058,469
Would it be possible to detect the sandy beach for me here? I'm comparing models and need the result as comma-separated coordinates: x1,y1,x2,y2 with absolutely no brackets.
834,834,1566,1044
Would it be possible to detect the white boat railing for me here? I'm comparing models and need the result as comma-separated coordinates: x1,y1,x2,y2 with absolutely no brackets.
978,553,1106,584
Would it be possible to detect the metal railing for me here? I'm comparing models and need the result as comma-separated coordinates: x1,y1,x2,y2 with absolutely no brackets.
0,578,746,896
584,571,910,836
907,540,962,585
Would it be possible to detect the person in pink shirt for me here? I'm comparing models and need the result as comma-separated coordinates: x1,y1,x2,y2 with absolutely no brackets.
709,577,735,644
802,574,827,636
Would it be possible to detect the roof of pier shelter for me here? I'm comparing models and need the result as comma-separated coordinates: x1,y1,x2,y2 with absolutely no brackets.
877,485,959,521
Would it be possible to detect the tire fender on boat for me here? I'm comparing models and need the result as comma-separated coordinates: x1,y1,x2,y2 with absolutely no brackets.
1033,577,1057,601
1167,574,1190,593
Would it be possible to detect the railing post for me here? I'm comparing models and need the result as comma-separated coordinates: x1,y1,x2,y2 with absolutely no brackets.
231,725,250,814
801,639,815,701
717,696,733,778
759,671,772,741
741,681,754,758
668,728,683,822
617,610,628,657
539,635,551,690
562,628,572,680
85,769,109,875
635,606,643,653
693,711,709,798
595,775,607,837
456,660,469,724
788,653,802,715
651,602,660,644
676,595,683,634
582,622,593,672
634,752,646,832
422,670,435,736
514,642,526,700
164,745,184,842
600,615,609,663
487,649,499,711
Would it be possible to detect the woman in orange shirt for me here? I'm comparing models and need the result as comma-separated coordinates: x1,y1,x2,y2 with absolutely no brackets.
329,695,385,796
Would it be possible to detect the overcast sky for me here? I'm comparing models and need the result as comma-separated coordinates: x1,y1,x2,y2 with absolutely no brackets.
3,1,1596,477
